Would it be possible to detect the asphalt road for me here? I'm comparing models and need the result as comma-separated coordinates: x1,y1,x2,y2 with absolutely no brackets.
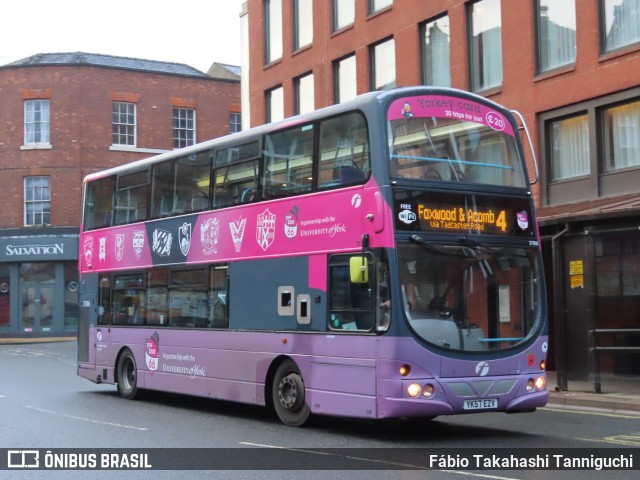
1,341,639,480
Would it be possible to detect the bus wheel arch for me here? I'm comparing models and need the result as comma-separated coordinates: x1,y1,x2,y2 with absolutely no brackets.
267,357,311,427
115,347,139,400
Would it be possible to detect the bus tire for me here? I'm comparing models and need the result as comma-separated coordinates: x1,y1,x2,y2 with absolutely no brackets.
272,359,311,427
116,349,139,400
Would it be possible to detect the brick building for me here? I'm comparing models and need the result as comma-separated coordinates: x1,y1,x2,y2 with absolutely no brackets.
0,52,240,337
244,0,640,382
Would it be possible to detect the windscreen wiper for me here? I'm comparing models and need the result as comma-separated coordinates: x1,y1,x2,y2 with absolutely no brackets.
409,234,469,258
458,235,498,253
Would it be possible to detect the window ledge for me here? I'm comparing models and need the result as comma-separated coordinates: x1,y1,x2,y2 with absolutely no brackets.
109,145,169,154
263,58,282,70
367,6,393,21
547,174,591,185
330,24,354,38
534,64,576,83
599,43,640,63
474,86,502,98
292,44,313,58
21,143,52,150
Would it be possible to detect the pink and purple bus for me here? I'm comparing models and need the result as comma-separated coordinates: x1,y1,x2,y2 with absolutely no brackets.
77,87,548,426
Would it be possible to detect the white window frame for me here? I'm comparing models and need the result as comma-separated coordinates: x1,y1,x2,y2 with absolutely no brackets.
229,112,242,133
173,107,196,148
23,99,51,147
24,176,51,226
112,101,136,147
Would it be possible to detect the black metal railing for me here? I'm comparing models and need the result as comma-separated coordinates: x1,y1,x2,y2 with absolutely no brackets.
592,328,640,393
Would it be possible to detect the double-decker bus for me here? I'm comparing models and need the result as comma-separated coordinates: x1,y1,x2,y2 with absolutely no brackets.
77,86,548,426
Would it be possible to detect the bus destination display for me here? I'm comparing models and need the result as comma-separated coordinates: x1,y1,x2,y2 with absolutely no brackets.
394,191,533,237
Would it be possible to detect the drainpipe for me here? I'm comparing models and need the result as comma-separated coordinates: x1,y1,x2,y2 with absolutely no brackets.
552,224,570,391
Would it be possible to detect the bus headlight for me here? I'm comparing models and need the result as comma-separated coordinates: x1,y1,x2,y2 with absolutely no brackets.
422,384,435,398
399,364,411,376
526,376,546,392
407,383,421,397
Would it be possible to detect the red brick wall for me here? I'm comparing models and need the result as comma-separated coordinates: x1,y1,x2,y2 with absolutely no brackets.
0,64,240,227
247,0,640,204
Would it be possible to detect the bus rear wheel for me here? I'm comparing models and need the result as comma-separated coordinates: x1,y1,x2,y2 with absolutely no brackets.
272,359,311,427
116,349,139,400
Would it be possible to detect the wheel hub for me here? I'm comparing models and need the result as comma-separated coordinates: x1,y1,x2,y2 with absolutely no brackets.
278,374,300,410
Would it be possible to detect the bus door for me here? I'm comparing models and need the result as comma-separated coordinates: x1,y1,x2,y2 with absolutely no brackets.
78,273,111,376
94,273,112,371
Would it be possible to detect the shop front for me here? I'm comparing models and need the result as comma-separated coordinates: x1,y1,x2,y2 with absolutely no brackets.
539,196,640,390
0,228,79,338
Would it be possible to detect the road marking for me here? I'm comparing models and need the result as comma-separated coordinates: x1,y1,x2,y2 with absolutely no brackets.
239,442,520,479
542,406,640,419
578,433,640,447
25,405,148,431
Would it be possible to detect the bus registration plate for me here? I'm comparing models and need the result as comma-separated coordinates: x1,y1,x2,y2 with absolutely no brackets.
463,398,498,410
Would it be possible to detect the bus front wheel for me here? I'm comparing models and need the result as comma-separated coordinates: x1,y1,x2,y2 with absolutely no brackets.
116,349,139,400
272,359,311,427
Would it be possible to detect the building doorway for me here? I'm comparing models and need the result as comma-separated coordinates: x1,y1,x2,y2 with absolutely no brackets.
19,263,55,333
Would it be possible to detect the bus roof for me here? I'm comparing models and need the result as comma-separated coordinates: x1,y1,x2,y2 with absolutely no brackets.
82,86,507,184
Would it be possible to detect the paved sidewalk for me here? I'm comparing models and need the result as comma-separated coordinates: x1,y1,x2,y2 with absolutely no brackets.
546,371,640,416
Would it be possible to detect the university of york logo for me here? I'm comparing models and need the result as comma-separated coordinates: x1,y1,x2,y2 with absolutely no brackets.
229,217,246,253
152,229,172,256
178,222,192,256
115,234,125,262
256,209,276,251
201,217,220,255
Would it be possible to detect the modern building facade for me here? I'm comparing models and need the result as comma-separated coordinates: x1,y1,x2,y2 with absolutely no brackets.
244,0,640,382
0,52,240,337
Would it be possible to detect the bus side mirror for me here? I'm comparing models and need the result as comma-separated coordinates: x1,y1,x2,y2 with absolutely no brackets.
349,257,369,284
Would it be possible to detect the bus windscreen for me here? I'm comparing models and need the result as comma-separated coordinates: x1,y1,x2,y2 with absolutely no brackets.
387,95,527,188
